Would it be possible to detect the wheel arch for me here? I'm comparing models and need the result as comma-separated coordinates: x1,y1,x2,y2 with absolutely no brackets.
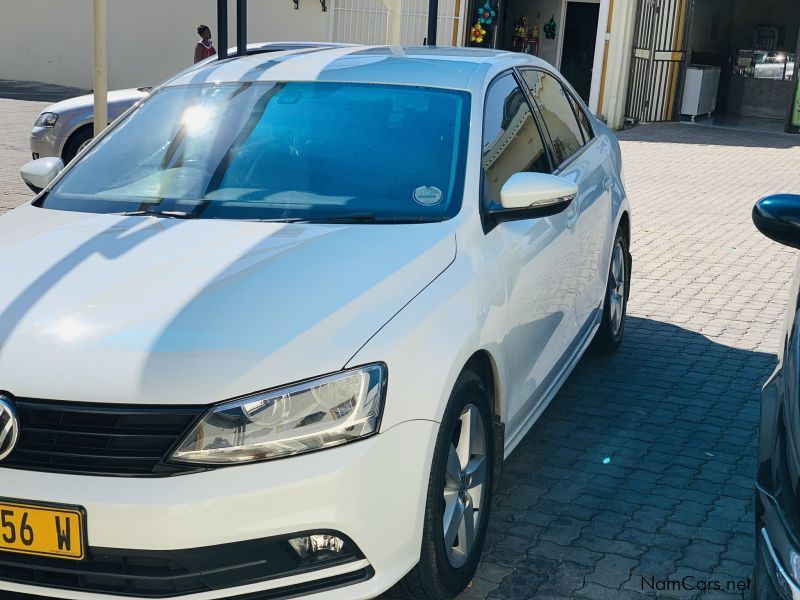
61,122,94,161
618,210,631,243
462,350,501,420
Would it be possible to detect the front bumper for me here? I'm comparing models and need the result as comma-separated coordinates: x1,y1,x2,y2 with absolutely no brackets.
757,487,800,599
0,419,438,600
30,126,62,160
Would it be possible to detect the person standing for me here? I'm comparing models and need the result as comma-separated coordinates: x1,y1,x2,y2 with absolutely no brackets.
194,25,217,63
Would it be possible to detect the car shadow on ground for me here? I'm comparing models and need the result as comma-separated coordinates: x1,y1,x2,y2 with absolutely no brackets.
617,122,800,150
0,80,89,102
385,316,773,599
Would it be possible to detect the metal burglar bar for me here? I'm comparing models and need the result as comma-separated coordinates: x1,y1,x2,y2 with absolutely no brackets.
625,0,691,124
216,0,449,49
331,0,465,46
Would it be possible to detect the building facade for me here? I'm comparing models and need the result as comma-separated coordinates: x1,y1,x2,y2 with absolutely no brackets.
0,0,635,129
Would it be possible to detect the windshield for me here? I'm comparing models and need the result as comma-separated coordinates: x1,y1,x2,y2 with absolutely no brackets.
40,82,471,222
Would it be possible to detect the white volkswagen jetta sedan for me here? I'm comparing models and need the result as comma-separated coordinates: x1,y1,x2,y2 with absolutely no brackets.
3,46,630,599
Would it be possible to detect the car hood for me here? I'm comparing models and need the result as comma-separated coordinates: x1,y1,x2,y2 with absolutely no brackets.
0,205,455,405
43,88,149,116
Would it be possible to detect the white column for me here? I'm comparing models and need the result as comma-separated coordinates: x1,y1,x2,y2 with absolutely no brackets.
383,0,402,45
602,0,639,129
93,0,108,138
589,0,611,114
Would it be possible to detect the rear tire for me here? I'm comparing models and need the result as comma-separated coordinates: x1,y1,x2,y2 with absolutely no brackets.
394,370,495,599
62,126,93,164
592,226,631,355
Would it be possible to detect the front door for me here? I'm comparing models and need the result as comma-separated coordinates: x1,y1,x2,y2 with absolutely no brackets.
519,68,612,330
481,72,581,435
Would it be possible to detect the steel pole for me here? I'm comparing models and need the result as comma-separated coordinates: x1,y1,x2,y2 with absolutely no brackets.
426,0,438,45
217,0,228,59
93,0,108,137
236,0,247,56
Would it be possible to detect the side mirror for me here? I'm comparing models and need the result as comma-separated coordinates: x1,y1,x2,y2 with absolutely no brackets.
486,172,578,229
499,172,579,211
753,194,800,250
19,157,65,194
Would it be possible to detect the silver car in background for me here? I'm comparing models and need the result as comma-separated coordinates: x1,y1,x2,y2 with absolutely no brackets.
31,87,150,163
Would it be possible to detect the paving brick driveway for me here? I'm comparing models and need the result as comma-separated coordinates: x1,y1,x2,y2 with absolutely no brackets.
1,92,799,599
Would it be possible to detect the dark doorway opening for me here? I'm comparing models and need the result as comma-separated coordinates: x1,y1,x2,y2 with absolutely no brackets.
561,2,600,102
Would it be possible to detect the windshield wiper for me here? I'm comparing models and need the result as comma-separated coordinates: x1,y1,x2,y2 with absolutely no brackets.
119,209,195,219
286,213,433,224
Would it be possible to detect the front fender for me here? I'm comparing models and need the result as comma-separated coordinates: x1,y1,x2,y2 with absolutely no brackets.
346,239,508,432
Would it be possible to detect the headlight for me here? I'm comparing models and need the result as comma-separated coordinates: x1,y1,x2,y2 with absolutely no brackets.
35,112,59,128
171,364,387,465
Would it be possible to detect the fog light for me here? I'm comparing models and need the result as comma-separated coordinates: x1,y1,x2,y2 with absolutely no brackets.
288,534,346,562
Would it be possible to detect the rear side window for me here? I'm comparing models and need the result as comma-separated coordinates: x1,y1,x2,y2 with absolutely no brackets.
520,70,585,167
569,94,594,142
482,73,551,206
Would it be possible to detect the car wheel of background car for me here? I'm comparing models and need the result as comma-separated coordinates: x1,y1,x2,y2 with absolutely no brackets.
394,370,495,599
592,226,631,355
62,126,93,164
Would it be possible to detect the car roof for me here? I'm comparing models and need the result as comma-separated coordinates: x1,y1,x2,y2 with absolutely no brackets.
166,45,548,92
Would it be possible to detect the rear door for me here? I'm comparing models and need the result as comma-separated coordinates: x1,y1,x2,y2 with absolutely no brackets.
519,69,614,330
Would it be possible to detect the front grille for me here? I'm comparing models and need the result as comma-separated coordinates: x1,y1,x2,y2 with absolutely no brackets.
1,398,205,477
0,532,368,598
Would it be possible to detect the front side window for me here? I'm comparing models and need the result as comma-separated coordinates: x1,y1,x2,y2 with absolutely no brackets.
520,70,585,167
40,82,471,222
482,73,551,207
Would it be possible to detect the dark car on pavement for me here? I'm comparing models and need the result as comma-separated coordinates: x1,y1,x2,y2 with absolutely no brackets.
753,193,800,599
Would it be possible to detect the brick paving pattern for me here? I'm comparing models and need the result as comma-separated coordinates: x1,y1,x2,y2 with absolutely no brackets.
1,93,799,599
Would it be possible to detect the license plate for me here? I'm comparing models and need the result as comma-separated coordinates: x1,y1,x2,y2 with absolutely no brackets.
0,499,85,560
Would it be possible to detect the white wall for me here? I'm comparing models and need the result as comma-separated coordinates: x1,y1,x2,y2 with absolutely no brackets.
0,0,331,90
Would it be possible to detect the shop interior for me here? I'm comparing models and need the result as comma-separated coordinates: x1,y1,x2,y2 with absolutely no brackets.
683,0,800,133
466,0,603,105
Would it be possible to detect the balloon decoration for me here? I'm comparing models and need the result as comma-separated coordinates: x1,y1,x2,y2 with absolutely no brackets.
470,22,487,44
470,1,495,47
543,15,557,39
477,1,496,26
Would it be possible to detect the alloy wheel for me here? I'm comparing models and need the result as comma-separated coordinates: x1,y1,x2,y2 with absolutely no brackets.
77,138,93,153
608,240,627,337
442,403,487,568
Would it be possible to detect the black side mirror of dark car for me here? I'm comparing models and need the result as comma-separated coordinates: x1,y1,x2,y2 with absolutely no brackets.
753,194,800,250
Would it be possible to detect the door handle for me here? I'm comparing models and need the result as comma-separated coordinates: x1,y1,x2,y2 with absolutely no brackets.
566,203,578,231
603,176,614,191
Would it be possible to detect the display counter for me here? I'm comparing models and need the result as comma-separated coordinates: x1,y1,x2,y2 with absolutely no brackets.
727,49,796,120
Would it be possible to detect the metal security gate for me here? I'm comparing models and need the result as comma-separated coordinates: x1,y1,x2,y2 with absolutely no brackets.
332,0,466,46
625,0,691,123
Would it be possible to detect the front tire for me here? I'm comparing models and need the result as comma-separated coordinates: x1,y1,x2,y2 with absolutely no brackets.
592,226,631,355
62,126,93,164
395,370,495,599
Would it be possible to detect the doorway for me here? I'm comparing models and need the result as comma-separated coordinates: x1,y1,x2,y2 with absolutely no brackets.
560,1,600,102
682,0,800,133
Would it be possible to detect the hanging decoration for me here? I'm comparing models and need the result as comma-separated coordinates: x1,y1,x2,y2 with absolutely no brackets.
290,0,327,10
543,16,557,39
470,22,487,44
476,1,496,26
